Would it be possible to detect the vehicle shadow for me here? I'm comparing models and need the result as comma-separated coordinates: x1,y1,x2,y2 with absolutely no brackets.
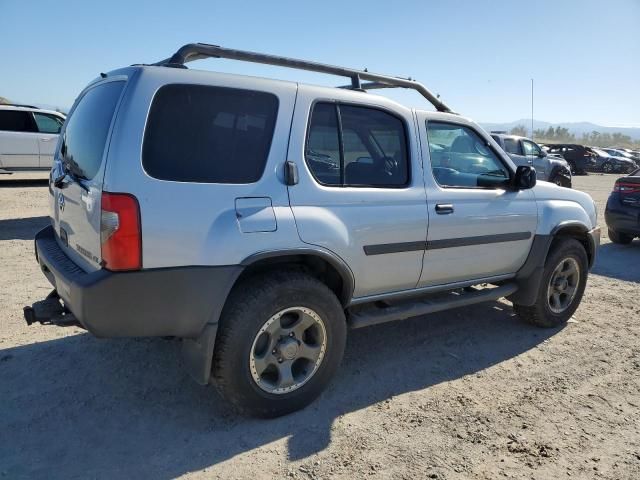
592,240,640,282
0,178,49,188
0,302,559,479
0,216,50,240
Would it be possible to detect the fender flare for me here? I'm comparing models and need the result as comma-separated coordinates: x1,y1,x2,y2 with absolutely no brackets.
240,247,355,305
508,221,596,306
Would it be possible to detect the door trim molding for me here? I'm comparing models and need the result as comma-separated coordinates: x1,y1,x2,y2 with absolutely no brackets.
363,231,532,256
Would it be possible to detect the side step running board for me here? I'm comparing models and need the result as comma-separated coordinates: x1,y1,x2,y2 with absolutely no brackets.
348,283,517,329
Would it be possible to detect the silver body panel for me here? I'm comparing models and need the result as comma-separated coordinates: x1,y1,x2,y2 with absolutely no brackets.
286,85,427,297
46,64,598,304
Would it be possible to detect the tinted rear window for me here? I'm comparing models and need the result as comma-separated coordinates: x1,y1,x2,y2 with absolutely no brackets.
143,84,279,183
61,81,125,180
0,110,37,132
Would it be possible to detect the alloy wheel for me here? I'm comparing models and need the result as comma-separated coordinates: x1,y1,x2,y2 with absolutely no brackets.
249,307,327,394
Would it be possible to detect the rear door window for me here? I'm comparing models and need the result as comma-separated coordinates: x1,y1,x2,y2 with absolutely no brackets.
305,102,409,187
0,110,37,132
503,138,522,155
143,84,279,184
61,81,125,180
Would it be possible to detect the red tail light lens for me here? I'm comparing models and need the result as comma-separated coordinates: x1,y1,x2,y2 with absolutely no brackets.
100,192,142,271
613,182,640,194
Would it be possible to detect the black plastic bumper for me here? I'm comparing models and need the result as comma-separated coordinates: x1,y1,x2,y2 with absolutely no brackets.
605,198,640,236
33,225,243,338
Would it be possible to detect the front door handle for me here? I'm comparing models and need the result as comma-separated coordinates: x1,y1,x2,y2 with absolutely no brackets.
435,203,454,214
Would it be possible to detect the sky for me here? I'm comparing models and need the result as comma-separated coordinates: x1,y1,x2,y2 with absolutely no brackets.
1,0,639,126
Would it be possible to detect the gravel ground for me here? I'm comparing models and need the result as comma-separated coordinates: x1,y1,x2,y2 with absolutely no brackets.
1,172,639,480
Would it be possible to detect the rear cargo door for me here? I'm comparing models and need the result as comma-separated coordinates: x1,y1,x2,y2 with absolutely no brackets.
51,79,126,272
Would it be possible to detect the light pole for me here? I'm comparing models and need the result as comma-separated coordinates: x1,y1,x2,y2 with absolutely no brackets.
531,78,534,140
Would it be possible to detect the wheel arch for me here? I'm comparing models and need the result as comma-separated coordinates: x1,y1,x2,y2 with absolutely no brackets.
509,221,596,306
238,248,355,306
551,221,596,267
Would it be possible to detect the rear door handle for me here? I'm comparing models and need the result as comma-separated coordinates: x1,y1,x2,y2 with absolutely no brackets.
435,204,454,214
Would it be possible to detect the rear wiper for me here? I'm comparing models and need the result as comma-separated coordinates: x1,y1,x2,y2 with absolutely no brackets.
54,162,89,192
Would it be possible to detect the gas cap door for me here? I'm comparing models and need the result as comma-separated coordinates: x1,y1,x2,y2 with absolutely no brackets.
235,197,277,233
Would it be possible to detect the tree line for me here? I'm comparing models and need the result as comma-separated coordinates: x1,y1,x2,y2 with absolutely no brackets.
509,125,640,149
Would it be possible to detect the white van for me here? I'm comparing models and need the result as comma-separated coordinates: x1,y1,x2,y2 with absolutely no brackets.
0,105,65,171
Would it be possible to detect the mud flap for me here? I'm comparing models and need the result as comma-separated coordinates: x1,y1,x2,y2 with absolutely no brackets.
181,323,218,385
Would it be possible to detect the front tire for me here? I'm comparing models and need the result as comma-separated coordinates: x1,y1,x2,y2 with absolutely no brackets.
608,228,633,245
514,238,588,328
212,270,347,417
602,162,613,173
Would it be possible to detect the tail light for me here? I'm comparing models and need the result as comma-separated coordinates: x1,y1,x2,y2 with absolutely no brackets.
100,192,142,271
613,182,640,194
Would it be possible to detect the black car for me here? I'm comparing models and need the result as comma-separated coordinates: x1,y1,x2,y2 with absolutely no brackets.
605,171,640,244
544,144,598,175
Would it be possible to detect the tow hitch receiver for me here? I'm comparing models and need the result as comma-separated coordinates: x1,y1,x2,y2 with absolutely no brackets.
23,290,81,328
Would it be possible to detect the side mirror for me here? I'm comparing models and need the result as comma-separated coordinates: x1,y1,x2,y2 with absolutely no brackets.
513,165,536,190
538,150,547,158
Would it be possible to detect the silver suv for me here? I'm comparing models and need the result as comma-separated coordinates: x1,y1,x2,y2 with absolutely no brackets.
25,44,600,417
490,133,572,187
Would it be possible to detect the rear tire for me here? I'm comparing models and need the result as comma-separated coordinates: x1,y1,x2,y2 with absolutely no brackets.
608,228,633,245
212,270,346,417
513,238,588,328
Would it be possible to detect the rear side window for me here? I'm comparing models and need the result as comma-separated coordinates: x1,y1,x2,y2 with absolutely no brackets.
305,102,409,187
143,84,279,183
61,81,125,180
503,138,521,155
0,110,37,132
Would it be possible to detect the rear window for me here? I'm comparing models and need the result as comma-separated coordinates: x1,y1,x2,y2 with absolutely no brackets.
61,81,125,180
0,110,37,132
143,84,279,183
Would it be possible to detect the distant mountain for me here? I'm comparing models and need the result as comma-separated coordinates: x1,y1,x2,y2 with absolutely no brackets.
480,119,640,140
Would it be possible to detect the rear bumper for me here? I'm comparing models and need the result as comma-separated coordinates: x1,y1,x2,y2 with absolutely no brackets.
605,204,640,235
34,225,242,338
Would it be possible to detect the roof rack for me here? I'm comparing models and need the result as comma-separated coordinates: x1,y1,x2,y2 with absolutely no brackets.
154,43,452,113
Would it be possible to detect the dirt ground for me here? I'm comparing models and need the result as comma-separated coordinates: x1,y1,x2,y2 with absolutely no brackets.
1,172,639,480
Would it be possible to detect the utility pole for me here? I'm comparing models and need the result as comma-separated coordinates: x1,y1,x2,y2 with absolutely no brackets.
531,78,534,140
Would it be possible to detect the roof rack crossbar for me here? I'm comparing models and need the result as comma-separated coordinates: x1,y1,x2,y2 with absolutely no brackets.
154,43,452,113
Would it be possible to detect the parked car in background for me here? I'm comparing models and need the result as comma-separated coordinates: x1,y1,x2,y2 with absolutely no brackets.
490,133,572,187
607,147,640,163
589,147,636,173
542,144,597,175
602,148,640,169
0,105,65,172
605,171,640,244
